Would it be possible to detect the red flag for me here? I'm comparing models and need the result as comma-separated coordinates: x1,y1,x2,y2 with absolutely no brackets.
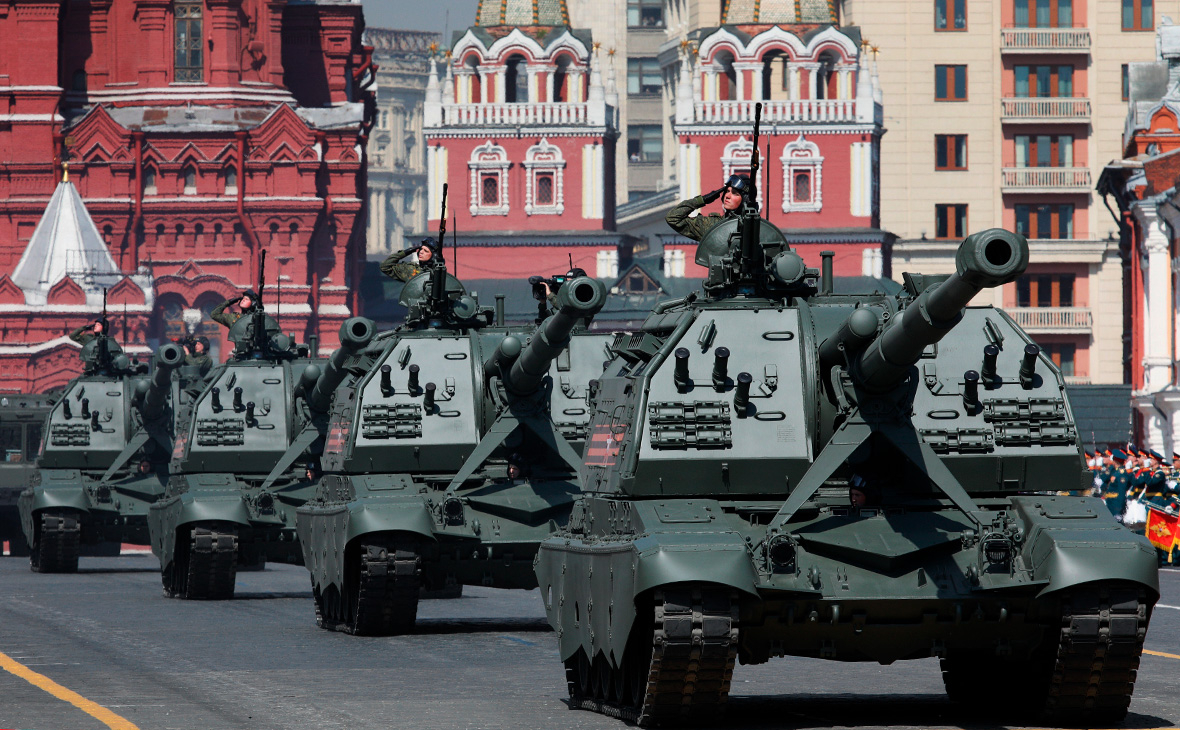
1145,504,1180,552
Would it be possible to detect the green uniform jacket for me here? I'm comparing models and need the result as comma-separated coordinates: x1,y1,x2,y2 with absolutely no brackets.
379,251,423,283
665,196,736,242
210,299,243,328
186,353,213,377
69,325,96,346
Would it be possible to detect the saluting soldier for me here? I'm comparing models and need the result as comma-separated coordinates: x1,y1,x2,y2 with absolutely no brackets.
381,238,442,283
69,319,108,346
210,291,260,329
665,174,752,242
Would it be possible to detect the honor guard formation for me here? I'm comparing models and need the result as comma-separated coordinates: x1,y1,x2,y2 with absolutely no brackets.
2,130,1164,726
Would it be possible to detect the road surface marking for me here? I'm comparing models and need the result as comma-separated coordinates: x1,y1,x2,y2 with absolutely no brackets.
1145,649,1180,660
0,648,140,730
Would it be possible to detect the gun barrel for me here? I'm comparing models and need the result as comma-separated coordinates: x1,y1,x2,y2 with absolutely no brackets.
504,276,607,395
140,343,186,421
854,229,1029,393
307,317,376,413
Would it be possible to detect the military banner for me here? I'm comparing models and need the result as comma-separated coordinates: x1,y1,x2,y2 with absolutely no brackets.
1145,504,1180,552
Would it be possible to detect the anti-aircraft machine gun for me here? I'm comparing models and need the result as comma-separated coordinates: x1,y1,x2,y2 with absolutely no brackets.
147,253,346,599
534,103,1158,726
19,327,198,572
296,186,614,635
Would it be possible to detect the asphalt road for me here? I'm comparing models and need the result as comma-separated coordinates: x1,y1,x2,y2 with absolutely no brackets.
0,555,1177,730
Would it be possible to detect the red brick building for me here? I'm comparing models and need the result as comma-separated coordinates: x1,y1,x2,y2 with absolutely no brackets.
667,4,888,278
0,0,374,392
420,0,631,280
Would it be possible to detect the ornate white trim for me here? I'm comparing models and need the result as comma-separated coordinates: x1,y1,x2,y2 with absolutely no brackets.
720,136,763,209
468,140,510,216
781,133,823,213
523,137,566,216
699,25,859,65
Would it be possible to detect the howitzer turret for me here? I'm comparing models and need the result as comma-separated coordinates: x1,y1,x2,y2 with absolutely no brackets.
306,317,376,413
847,230,1028,392
502,277,607,396
138,343,186,422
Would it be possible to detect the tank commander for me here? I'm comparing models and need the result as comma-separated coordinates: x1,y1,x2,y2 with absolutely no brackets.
665,174,751,242
381,238,442,283
69,319,108,346
210,291,260,329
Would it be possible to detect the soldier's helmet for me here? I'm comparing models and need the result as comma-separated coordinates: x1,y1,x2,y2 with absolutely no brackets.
239,289,261,310
724,174,752,196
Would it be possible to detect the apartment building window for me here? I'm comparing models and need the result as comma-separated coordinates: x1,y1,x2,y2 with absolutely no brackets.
935,204,968,238
627,58,662,95
1123,64,1131,101
1017,273,1075,307
1015,203,1074,239
628,0,664,28
1015,134,1073,167
935,65,968,101
1014,0,1072,27
1123,0,1153,30
174,0,204,82
627,125,663,163
1014,64,1073,97
935,0,967,30
935,134,968,170
1040,342,1076,375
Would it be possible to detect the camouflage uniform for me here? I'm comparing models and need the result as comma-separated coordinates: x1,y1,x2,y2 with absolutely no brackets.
186,352,213,377
665,195,738,242
210,298,244,328
380,251,425,283
69,324,97,346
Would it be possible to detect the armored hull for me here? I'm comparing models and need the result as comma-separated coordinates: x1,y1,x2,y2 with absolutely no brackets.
535,224,1159,725
297,273,612,634
19,345,192,571
149,352,330,599
0,394,52,555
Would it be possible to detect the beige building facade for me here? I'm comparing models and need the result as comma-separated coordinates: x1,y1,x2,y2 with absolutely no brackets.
840,0,1180,384
366,29,440,256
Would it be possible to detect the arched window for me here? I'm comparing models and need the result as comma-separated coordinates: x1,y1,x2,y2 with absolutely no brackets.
505,54,528,103
781,133,823,213
174,0,204,82
144,167,158,195
182,166,197,195
223,167,237,195
524,137,565,215
552,55,571,103
468,140,510,215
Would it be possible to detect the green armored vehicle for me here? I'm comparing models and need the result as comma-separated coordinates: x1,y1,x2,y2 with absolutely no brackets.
535,144,1158,725
18,332,194,572
296,260,612,635
1,394,54,556
147,297,352,599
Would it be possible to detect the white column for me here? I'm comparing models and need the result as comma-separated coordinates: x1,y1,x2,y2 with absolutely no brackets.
479,69,492,103
705,69,717,102
1142,206,1174,393
789,67,800,99
734,62,763,100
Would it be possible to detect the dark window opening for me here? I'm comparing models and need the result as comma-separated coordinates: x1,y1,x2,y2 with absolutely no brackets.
794,172,812,202
1015,203,1075,239
627,0,665,27
535,173,554,205
1123,0,1153,30
935,64,968,101
481,174,499,206
1014,64,1073,97
935,203,968,238
627,57,662,95
935,134,968,170
174,0,203,82
1014,0,1072,27
935,0,967,30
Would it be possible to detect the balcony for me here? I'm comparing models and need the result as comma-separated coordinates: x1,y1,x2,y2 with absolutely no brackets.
1001,166,1092,193
1000,27,1091,53
694,99,856,124
1001,97,1091,123
1009,306,1093,333
439,102,588,126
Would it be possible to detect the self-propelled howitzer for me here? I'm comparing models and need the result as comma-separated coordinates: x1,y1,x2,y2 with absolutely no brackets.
535,220,1158,726
19,342,191,572
296,273,612,635
147,316,356,600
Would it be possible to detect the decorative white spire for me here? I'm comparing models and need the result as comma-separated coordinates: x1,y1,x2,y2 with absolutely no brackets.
424,55,442,127
588,45,607,126
10,180,124,306
676,47,695,124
